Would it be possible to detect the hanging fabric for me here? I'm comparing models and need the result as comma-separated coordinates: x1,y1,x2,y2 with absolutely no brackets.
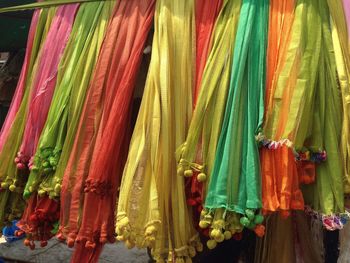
260,0,308,217
17,0,115,248
177,0,240,233
116,0,202,261
201,0,268,249
51,1,155,262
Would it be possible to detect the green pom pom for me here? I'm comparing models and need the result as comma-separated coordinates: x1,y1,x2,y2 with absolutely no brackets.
245,209,255,220
254,214,264,225
240,217,250,227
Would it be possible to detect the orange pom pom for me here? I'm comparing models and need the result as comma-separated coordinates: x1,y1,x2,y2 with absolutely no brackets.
254,224,265,237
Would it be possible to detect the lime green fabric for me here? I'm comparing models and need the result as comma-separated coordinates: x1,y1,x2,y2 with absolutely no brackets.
205,0,268,215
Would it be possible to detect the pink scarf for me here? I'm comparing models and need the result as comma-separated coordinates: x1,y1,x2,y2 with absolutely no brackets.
15,4,79,170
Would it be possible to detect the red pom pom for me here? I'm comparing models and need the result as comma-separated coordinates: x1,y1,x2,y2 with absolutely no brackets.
233,232,243,241
85,241,96,249
40,241,48,247
187,198,197,206
254,225,265,238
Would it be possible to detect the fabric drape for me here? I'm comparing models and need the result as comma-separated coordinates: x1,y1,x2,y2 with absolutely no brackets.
202,0,268,248
116,1,202,261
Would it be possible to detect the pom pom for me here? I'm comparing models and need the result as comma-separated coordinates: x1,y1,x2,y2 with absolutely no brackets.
196,242,203,252
224,230,232,240
23,191,31,199
9,185,16,192
254,224,265,237
125,240,135,249
1,182,9,189
38,190,46,197
197,173,207,182
67,238,75,248
239,217,250,227
214,233,224,243
199,220,209,229
54,184,61,194
85,241,96,249
116,235,125,241
40,241,48,247
188,246,196,257
245,209,255,220
177,166,184,176
24,239,31,246
100,237,107,244
280,210,290,219
145,225,156,235
184,169,193,177
119,217,129,227
254,214,264,225
16,163,26,170
206,239,217,250
210,229,221,239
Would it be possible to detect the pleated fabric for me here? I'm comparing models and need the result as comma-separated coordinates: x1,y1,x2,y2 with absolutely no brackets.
193,0,223,106
0,5,58,230
0,6,41,151
116,0,202,261
52,1,155,262
177,0,240,234
327,0,350,194
15,4,79,174
17,0,115,248
202,0,268,248
254,212,322,263
296,0,343,223
260,0,308,217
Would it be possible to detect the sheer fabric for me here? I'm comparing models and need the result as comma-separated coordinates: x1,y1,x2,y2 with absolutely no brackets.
177,0,240,232
117,1,202,261
0,7,41,151
327,0,350,194
260,0,307,216
18,1,115,248
0,5,58,230
55,1,155,261
202,0,268,248
16,4,78,175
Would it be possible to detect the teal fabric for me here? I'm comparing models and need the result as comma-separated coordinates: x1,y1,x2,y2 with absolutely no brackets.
205,0,268,214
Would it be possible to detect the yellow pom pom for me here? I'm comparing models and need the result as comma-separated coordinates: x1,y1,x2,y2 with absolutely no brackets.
125,240,135,249
177,166,184,176
184,169,193,177
38,190,46,196
197,173,207,182
9,185,16,192
28,186,34,193
1,182,9,189
145,225,156,236
200,210,207,217
210,229,221,239
199,220,209,229
224,231,232,240
188,246,196,257
207,239,217,250
119,217,129,227
116,235,125,241
54,184,61,194
196,242,203,252
214,233,224,243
